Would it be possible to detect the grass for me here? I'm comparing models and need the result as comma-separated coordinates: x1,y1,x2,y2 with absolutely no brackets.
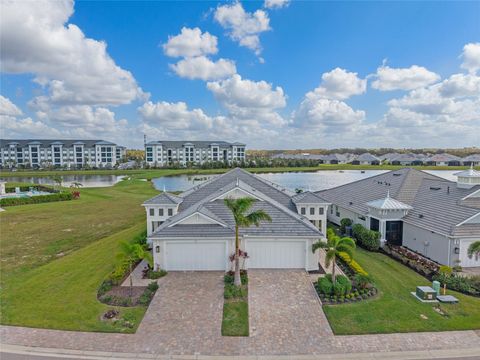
323,248,480,334
0,179,158,282
1,164,477,179
222,274,249,337
0,224,148,332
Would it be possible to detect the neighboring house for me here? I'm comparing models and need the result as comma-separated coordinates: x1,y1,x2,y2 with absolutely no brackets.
271,153,324,163
145,141,246,167
390,153,426,166
425,153,462,166
323,153,349,164
462,154,480,166
143,168,329,271
317,168,480,268
0,139,124,168
351,153,381,165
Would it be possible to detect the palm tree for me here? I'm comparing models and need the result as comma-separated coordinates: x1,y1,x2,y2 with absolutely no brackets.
312,228,356,283
70,182,83,189
467,241,480,261
50,175,62,190
116,241,153,296
224,197,272,287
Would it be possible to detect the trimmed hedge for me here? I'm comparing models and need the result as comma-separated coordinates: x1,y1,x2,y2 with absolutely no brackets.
5,184,56,193
352,223,381,251
0,192,73,207
338,251,369,276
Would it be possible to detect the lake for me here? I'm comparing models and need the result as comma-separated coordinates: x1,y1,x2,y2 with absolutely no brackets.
152,170,460,192
0,175,125,188
0,169,460,190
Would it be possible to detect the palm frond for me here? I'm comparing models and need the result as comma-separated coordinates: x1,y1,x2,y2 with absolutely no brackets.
312,240,328,253
245,210,272,226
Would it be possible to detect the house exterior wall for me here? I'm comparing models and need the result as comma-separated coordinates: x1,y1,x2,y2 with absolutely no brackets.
145,205,179,235
402,223,453,266
327,205,367,228
296,203,329,239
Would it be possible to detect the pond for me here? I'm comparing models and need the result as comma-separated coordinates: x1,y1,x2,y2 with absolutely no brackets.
0,175,126,188
152,170,460,192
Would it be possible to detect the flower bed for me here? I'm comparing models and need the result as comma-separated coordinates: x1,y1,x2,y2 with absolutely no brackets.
383,243,440,278
98,279,159,307
315,274,377,305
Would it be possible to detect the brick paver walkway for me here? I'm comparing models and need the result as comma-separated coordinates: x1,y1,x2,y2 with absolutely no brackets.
1,271,479,356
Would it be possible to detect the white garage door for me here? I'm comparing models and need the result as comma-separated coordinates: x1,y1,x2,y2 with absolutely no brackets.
247,240,306,269
460,240,480,268
165,241,227,271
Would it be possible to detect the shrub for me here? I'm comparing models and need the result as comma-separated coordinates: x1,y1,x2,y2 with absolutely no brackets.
0,191,73,207
433,273,479,296
354,273,373,289
147,269,167,279
318,276,334,295
224,270,248,285
334,275,352,296
340,218,353,235
352,223,380,251
439,265,453,276
147,281,159,292
337,252,369,276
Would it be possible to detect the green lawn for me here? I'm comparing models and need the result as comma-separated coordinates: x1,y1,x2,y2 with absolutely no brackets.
0,179,158,282
1,164,477,180
323,249,480,334
0,223,148,332
222,301,249,336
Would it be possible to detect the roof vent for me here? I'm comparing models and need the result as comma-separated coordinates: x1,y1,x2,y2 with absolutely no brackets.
419,214,424,218
349,201,353,205
430,186,441,190
393,173,401,177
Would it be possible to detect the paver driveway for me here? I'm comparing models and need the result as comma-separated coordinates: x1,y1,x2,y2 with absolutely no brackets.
249,269,333,354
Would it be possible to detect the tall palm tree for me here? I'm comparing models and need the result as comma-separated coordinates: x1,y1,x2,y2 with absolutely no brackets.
312,228,356,283
116,241,153,296
467,241,480,261
224,197,272,287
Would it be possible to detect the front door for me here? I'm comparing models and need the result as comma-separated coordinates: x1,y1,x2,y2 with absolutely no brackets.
386,221,403,246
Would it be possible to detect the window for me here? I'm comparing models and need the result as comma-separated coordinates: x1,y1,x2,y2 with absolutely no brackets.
100,146,112,163
335,205,340,217
319,207,324,215
168,208,173,216
370,218,380,232
149,208,154,216
330,206,333,214
185,146,194,162
159,208,164,216
146,147,153,162
301,207,306,215
310,207,315,215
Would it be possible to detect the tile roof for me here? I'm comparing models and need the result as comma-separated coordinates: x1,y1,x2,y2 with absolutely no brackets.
0,139,118,148
145,140,243,148
143,192,183,205
366,191,412,210
291,191,330,204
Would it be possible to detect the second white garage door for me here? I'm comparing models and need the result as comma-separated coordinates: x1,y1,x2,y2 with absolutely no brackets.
247,240,306,269
164,241,227,271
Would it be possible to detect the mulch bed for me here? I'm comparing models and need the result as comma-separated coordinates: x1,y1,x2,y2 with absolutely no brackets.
100,286,147,307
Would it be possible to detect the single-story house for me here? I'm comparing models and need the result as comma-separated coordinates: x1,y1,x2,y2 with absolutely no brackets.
351,153,381,165
317,167,480,268
322,153,349,164
425,153,462,166
462,154,480,167
143,168,329,271
390,153,426,166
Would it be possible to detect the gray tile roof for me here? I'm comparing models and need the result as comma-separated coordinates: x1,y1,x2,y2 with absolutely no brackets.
426,153,461,162
151,224,234,238
355,153,380,162
0,139,118,148
462,154,480,162
149,168,323,239
317,168,442,214
403,179,480,237
292,191,330,204
143,192,183,205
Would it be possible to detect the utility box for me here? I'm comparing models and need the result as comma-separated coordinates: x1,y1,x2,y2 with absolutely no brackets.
416,286,436,301
432,281,440,295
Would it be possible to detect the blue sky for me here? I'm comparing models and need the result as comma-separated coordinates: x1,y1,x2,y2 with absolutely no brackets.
1,0,479,149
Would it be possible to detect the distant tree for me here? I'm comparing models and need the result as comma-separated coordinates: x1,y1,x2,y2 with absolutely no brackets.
467,241,480,261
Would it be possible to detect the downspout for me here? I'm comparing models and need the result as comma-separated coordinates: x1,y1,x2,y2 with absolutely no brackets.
447,236,451,267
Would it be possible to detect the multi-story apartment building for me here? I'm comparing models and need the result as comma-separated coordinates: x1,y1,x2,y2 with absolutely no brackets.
145,141,246,167
0,139,127,169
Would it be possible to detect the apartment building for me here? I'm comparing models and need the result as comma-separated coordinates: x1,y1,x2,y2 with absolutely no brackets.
0,139,126,168
145,141,246,167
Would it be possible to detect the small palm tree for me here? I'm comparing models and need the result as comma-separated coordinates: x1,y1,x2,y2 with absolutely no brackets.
50,175,62,190
224,197,272,287
70,182,83,189
467,241,480,261
116,241,153,296
312,228,356,283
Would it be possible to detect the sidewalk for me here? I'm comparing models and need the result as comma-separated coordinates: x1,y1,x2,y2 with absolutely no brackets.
2,343,480,360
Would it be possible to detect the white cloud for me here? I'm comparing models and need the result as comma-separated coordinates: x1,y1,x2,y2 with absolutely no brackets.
461,42,480,74
214,2,270,55
311,68,367,100
207,74,287,125
162,27,218,58
0,95,23,116
169,56,236,81
0,0,145,107
264,0,290,9
438,73,480,98
372,64,440,91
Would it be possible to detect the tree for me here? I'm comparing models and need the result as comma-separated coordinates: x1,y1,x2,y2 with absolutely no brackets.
312,228,356,283
224,197,272,286
467,241,480,261
50,175,62,190
70,182,83,189
116,241,153,296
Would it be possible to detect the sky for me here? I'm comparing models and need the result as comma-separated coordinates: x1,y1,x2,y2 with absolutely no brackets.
0,0,479,150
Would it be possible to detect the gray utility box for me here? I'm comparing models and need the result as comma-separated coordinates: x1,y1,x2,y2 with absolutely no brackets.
416,286,436,301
